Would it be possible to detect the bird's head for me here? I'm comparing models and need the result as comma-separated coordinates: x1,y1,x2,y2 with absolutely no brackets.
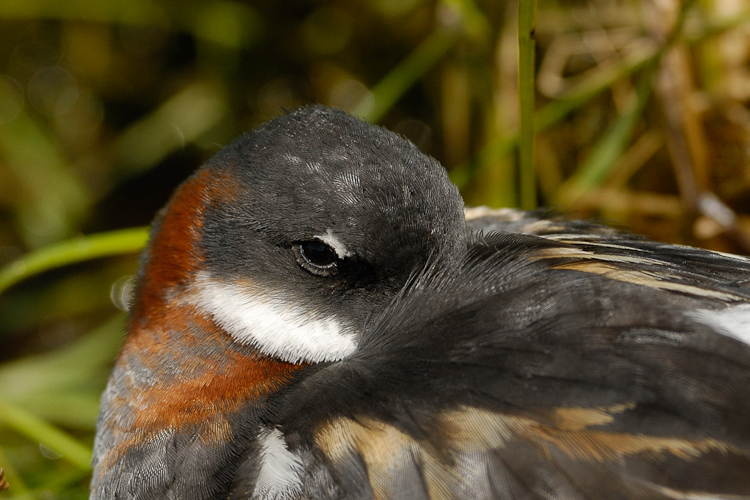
133,105,466,363
91,106,466,495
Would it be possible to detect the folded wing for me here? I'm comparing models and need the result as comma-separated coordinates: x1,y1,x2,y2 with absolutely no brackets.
276,214,750,499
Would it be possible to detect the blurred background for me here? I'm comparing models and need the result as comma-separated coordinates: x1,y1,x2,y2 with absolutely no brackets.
1,0,750,497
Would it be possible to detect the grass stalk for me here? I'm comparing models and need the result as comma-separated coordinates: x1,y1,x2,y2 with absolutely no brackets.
518,0,538,210
352,28,460,123
0,399,92,471
0,228,149,297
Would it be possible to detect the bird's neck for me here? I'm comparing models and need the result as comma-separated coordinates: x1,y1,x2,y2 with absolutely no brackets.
92,297,304,496
116,305,303,435
92,170,304,491
116,166,303,424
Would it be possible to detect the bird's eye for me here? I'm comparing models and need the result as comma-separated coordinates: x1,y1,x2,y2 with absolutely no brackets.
294,241,339,276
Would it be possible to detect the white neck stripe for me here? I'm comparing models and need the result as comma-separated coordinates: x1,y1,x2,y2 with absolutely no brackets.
187,272,357,363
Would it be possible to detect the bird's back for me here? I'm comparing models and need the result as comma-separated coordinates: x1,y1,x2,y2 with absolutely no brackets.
262,219,750,499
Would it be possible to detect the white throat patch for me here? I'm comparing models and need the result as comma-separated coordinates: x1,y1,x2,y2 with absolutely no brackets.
187,272,357,363
253,428,303,500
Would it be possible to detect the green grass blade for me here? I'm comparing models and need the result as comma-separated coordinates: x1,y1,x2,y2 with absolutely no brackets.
0,445,29,497
25,468,92,499
0,110,91,248
452,40,661,192
116,83,228,177
0,227,149,297
557,72,654,203
0,399,92,471
352,28,460,122
0,314,125,429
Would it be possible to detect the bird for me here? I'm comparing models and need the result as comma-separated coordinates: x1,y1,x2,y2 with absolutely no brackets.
91,105,750,499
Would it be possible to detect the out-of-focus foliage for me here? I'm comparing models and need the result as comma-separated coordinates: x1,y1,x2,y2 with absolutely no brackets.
2,0,750,497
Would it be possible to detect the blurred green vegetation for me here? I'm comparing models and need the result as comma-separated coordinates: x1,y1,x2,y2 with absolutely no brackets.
2,0,750,497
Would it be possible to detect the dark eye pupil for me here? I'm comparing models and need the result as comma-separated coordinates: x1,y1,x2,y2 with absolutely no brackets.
301,241,336,267
294,240,340,276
